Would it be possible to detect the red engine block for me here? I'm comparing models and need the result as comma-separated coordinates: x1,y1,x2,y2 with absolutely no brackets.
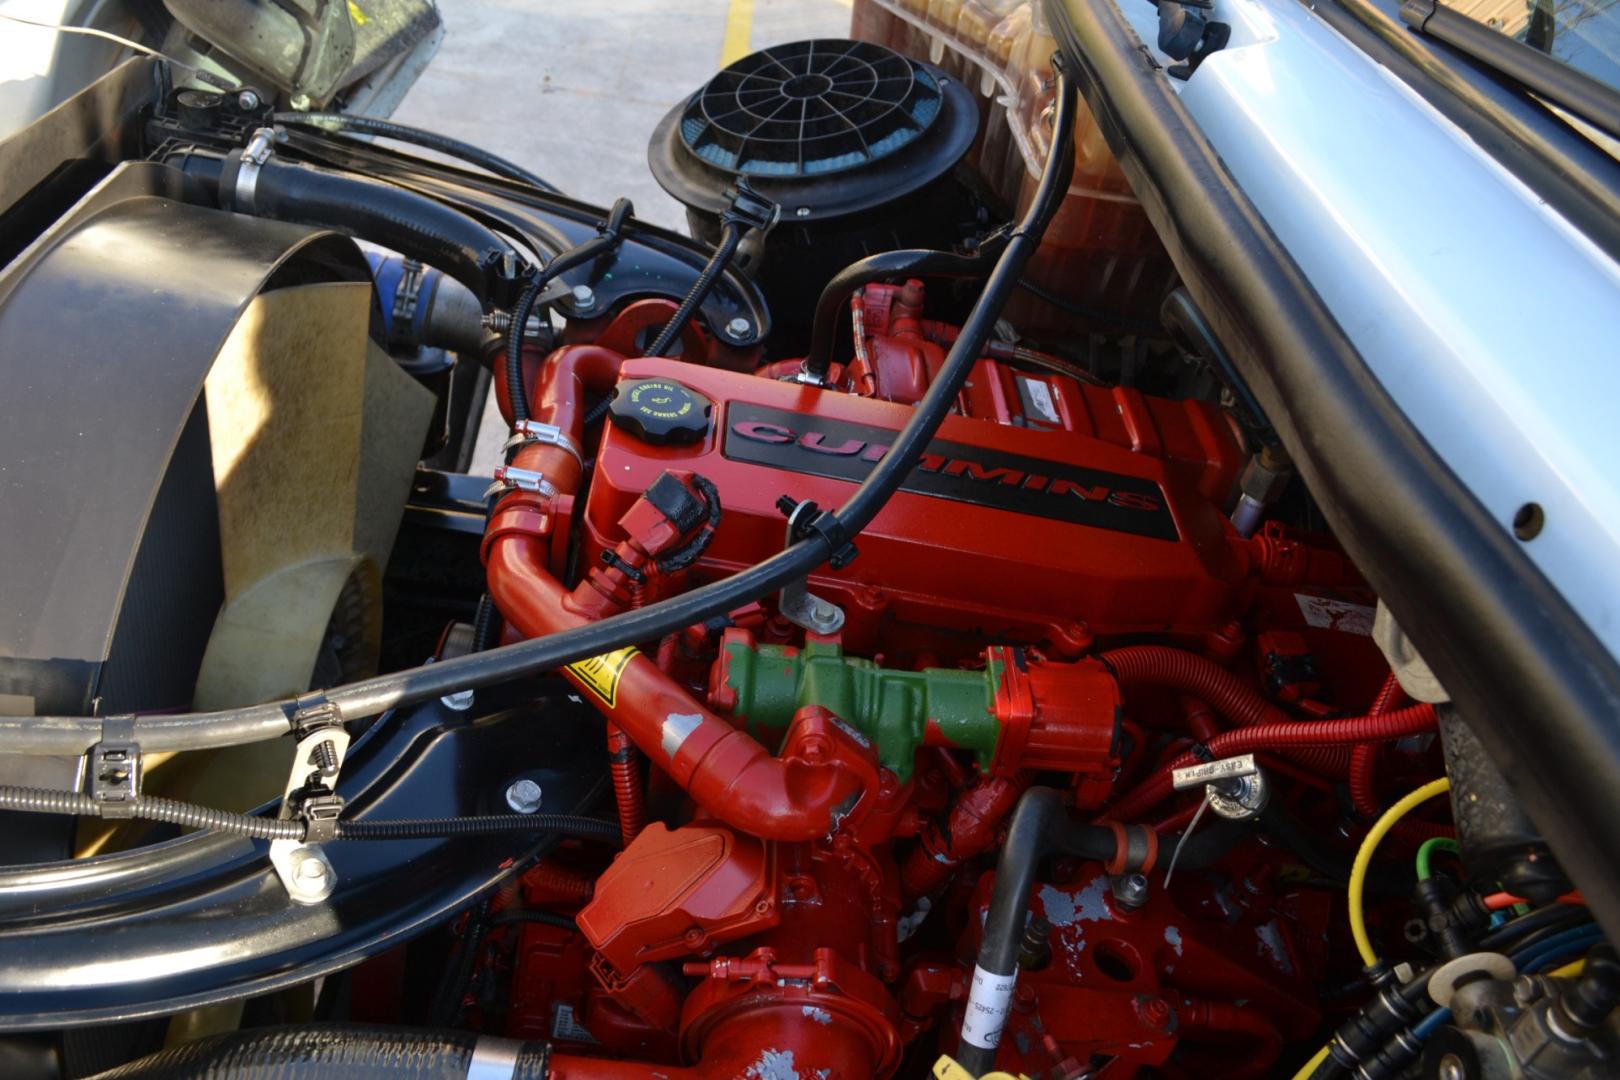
566,369,1249,666
477,289,1380,1078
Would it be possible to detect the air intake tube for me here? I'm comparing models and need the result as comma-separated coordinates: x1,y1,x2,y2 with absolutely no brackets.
174,147,519,306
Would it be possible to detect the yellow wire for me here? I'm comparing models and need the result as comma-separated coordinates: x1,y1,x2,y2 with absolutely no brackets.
1349,777,1452,968
1290,1042,1333,1080
1551,959,1587,978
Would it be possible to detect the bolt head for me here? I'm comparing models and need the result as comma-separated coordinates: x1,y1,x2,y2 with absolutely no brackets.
571,284,596,310
725,316,752,340
236,90,261,111
1437,1053,1467,1080
506,778,543,814
296,856,327,882
289,93,312,111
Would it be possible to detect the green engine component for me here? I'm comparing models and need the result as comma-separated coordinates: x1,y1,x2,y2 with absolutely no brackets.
717,639,1004,780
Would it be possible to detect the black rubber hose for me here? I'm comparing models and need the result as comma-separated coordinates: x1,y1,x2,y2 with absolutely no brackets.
1259,804,1413,895
333,814,622,844
800,246,1000,383
958,785,1234,1072
181,152,515,305
489,909,578,932
1161,287,1277,444
428,897,491,1027
271,112,562,194
645,220,744,358
0,63,1080,759
506,197,634,422
84,1023,552,1079
0,785,304,841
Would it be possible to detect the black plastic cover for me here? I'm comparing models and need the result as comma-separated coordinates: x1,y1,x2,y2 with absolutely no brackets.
607,378,714,446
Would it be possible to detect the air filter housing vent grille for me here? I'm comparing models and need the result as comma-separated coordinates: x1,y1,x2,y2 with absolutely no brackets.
678,40,943,179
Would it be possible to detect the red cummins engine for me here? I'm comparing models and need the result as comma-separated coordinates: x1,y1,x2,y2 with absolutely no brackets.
476,281,1398,1078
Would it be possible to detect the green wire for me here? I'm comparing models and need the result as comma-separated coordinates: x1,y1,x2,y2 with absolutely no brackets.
1416,836,1461,880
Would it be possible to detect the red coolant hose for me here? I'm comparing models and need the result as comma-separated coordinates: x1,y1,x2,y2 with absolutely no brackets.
1100,647,1438,820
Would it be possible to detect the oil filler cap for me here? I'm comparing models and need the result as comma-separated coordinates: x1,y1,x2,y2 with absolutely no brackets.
608,378,712,446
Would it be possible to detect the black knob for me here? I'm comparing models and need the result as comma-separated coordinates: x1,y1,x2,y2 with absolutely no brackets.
607,378,713,446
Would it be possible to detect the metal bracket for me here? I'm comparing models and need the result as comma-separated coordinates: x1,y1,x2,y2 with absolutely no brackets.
269,724,351,905
484,465,559,501
87,716,141,819
503,420,584,467
776,501,845,635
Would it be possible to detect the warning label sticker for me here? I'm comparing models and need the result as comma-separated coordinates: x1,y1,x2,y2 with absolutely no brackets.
565,646,638,708
1294,594,1376,636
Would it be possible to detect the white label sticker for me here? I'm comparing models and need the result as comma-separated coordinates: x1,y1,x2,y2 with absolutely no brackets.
960,964,1018,1049
551,1002,599,1044
1295,594,1376,636
1019,376,1061,424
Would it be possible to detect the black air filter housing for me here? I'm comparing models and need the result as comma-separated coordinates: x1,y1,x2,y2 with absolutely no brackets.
651,40,980,354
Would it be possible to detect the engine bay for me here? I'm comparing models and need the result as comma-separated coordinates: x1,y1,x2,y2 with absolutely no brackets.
0,16,1613,1080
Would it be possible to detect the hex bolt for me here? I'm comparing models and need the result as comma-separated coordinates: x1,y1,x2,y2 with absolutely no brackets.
1112,872,1150,910
725,316,752,340
236,89,261,111
506,778,543,814
1436,1054,1467,1080
572,284,596,311
297,857,327,882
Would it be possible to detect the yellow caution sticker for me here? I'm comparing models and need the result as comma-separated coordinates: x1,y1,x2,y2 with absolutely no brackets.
565,646,638,709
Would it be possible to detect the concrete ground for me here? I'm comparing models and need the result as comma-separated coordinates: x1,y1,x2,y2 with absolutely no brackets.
392,0,853,474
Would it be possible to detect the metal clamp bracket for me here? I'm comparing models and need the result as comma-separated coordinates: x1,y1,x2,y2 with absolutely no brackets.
485,465,559,502
87,716,141,819
503,420,584,467
775,498,846,636
269,719,352,906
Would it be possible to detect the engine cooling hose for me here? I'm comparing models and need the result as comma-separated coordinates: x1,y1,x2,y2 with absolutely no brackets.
645,219,744,358
177,149,515,306
0,60,1079,760
958,786,1240,1072
800,245,1000,383
271,111,562,194
85,1024,552,1079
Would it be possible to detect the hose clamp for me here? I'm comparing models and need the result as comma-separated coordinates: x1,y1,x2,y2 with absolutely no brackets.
503,420,583,467
234,126,276,214
87,715,141,819
485,465,558,501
